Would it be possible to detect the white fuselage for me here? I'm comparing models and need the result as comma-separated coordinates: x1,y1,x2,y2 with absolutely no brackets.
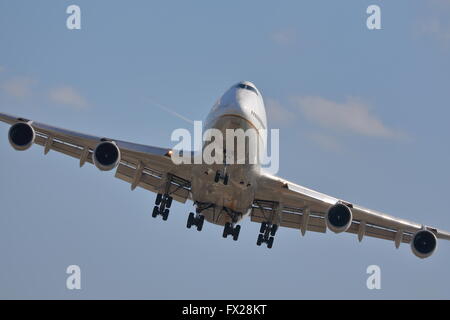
191,81,267,225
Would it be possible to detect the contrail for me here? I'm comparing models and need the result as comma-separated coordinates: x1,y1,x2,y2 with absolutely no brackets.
146,97,194,125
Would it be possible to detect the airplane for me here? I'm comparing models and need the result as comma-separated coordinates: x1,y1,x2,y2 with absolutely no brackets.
1,80,449,258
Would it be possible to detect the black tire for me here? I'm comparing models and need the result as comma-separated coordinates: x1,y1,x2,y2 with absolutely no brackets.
155,193,162,206
223,174,229,185
187,212,194,228
267,236,274,249
166,196,173,209
223,222,230,238
214,171,220,183
197,215,205,231
233,225,241,241
257,234,263,246
270,224,278,236
260,222,267,234
162,209,169,221
152,206,159,218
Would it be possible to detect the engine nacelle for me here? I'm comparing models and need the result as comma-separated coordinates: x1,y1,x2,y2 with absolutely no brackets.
325,203,353,233
8,122,35,151
411,229,437,259
93,141,121,171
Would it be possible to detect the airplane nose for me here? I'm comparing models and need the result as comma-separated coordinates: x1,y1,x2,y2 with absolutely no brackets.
233,95,250,117
216,82,259,120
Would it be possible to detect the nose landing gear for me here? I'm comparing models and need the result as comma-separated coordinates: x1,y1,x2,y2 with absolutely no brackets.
214,170,229,185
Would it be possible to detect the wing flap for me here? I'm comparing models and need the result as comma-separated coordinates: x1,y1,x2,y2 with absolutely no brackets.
115,163,190,203
34,133,92,163
251,204,327,233
345,221,412,243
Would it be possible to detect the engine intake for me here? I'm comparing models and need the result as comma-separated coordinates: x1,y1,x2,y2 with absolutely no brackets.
325,203,353,233
93,141,121,171
411,229,437,259
8,122,35,151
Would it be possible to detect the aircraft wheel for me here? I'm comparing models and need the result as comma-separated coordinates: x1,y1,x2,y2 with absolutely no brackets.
152,206,159,218
270,224,278,236
187,212,194,228
166,196,173,208
197,215,205,231
162,209,169,221
267,236,274,249
260,222,267,234
233,225,241,241
223,222,231,238
214,171,220,183
155,193,162,206
257,234,264,246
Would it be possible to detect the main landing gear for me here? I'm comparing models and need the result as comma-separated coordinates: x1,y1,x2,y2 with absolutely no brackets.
223,222,241,241
221,207,242,241
186,202,212,232
187,212,205,231
257,222,278,249
152,193,172,221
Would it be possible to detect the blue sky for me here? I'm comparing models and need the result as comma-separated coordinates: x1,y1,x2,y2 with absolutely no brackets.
1,0,450,299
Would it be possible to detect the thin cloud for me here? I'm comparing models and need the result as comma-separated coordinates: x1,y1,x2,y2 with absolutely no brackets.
308,132,343,153
293,96,404,139
269,28,297,46
418,18,450,45
1,76,35,98
49,86,88,109
265,98,295,126
415,0,450,46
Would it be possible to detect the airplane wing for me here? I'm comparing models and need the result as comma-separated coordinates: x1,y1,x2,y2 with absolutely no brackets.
253,171,450,258
0,112,192,204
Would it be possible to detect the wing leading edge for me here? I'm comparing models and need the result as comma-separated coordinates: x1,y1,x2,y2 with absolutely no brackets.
0,112,192,204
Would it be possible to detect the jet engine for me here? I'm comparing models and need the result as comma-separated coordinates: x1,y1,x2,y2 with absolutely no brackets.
8,122,35,151
411,229,437,259
93,141,121,171
325,203,353,233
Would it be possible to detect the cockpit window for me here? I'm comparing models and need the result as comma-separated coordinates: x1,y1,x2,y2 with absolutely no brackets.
236,83,258,96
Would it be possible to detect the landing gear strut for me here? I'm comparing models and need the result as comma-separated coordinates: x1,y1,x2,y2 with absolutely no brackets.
257,222,278,248
152,193,172,221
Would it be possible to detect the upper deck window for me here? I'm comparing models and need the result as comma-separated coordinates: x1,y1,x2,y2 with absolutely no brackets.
236,83,258,96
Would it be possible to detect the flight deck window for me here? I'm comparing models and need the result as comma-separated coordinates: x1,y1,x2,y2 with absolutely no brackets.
236,84,258,96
